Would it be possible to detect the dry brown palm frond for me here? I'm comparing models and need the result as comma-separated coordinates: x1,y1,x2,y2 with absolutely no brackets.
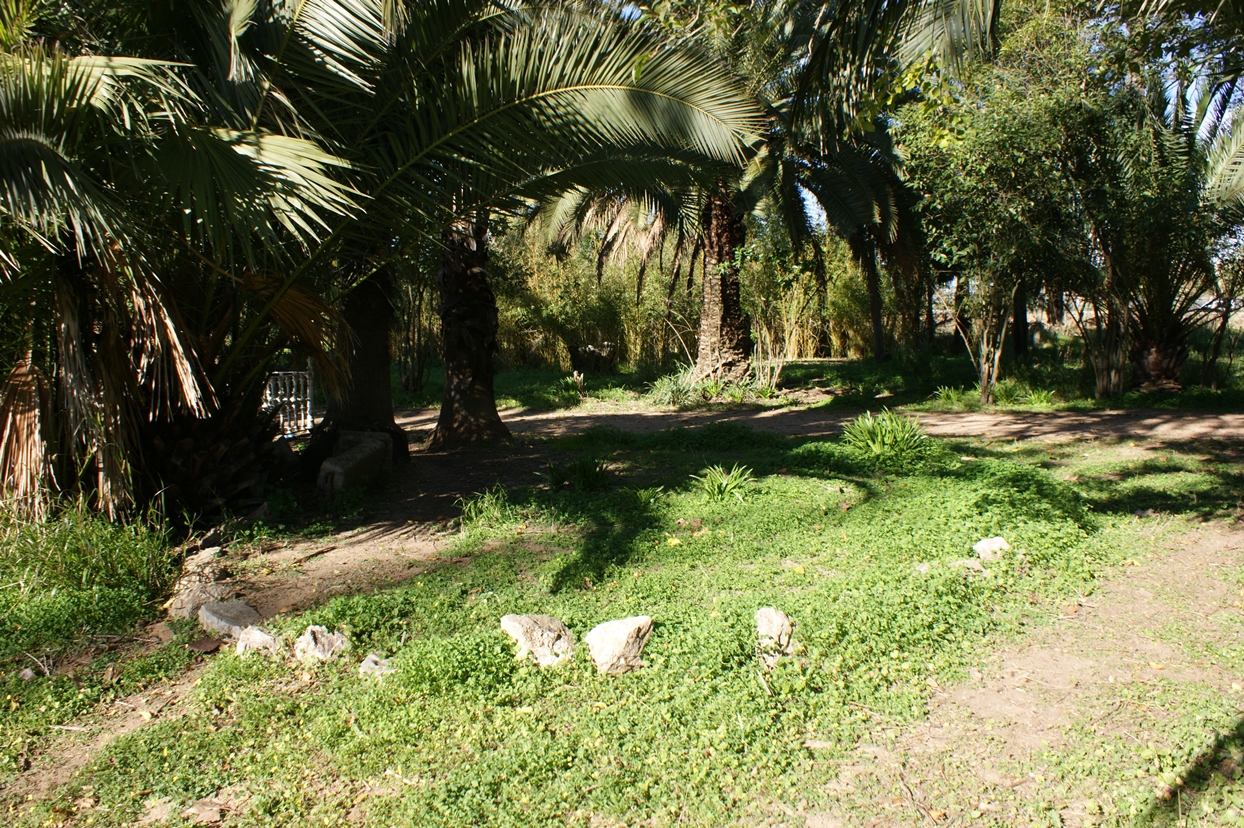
129,275,214,420
0,358,55,520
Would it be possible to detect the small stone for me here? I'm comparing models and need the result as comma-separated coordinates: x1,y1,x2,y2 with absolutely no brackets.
913,562,932,575
198,601,262,638
500,614,575,666
294,625,348,662
755,607,796,669
18,668,36,682
584,616,652,675
183,798,224,824
235,626,282,657
359,653,395,678
168,583,233,620
149,622,175,644
188,637,223,654
950,558,985,572
973,536,1010,561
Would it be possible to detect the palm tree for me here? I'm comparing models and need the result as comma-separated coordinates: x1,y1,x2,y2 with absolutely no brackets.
0,1,365,516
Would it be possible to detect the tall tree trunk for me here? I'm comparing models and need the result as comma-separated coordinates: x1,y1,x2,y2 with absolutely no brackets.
324,269,409,461
426,213,510,450
857,238,886,363
925,279,935,346
1012,277,1028,358
694,187,751,383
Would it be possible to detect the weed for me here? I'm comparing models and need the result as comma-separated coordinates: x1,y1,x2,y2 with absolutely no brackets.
1023,388,1056,407
690,463,755,502
0,503,176,658
841,409,931,471
540,457,611,492
620,485,665,509
457,485,519,529
990,378,1024,406
646,365,698,407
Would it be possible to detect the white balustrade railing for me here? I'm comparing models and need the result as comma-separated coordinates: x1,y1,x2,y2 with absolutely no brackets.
264,364,314,436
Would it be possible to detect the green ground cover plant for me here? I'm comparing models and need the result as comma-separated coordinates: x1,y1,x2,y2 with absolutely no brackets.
9,425,1199,827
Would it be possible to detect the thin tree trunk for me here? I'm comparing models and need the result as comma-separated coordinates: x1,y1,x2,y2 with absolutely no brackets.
1012,277,1028,358
324,270,409,460
694,187,751,383
426,213,510,450
861,241,886,363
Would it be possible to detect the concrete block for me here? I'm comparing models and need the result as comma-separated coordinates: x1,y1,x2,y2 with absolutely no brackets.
318,437,389,494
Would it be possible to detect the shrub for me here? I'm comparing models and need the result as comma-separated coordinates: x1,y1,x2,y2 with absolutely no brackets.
841,409,930,471
690,464,755,502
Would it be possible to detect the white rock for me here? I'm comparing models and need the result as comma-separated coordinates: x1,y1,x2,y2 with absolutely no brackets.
235,626,283,657
18,668,36,682
168,582,233,620
499,614,575,666
359,653,395,678
913,562,933,575
198,601,262,638
584,616,652,675
973,536,1011,561
755,607,796,669
949,558,985,573
295,625,348,662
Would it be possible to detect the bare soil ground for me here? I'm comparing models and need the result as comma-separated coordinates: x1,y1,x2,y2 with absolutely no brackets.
802,520,1244,827
397,402,1244,444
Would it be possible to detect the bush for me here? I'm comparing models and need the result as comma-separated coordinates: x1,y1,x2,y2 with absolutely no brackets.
841,410,931,471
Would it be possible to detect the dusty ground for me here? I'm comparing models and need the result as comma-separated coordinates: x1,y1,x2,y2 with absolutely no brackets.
398,403,1244,443
802,520,1244,827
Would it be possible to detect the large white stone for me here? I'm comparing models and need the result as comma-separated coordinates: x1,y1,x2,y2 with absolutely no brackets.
359,653,395,678
584,616,653,675
235,626,283,657
973,536,1011,561
755,607,796,669
500,614,575,666
198,601,261,638
295,625,349,662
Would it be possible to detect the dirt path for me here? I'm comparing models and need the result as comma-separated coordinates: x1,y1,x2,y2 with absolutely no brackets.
802,520,1244,827
398,403,1244,444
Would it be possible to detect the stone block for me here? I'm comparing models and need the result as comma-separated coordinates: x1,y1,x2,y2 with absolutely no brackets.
198,601,262,638
318,437,390,494
500,614,575,666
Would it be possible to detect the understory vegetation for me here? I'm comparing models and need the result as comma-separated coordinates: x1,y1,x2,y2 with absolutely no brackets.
5,422,1243,825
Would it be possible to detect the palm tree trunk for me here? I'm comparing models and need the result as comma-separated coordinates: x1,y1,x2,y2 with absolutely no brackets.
852,234,886,363
324,270,409,460
694,188,751,383
1130,340,1188,390
426,213,510,450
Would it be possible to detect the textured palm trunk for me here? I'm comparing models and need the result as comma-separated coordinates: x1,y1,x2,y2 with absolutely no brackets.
1130,340,1187,390
426,214,510,450
694,189,751,383
325,270,409,460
